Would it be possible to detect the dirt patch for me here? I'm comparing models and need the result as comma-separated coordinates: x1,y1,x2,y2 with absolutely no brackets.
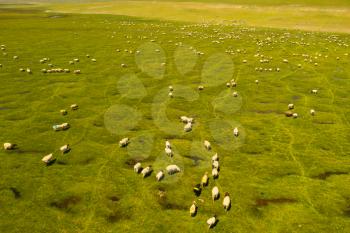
312,171,348,180
183,154,204,165
107,210,131,223
124,157,144,167
108,196,120,202
9,187,21,199
156,189,186,210
313,120,335,124
255,198,296,207
50,196,81,210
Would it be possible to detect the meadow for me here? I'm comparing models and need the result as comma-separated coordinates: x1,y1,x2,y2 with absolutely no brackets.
0,2,349,233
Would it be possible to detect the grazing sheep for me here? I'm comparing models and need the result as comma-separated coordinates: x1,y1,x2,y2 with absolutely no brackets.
190,201,198,217
169,92,173,98
121,63,127,68
201,172,209,187
212,153,219,162
156,170,164,181
223,192,231,211
233,127,239,137
70,104,78,110
3,143,14,150
184,122,192,132
91,58,96,62
285,111,293,117
212,186,219,200
166,164,181,175
119,138,129,147
74,58,79,62
41,69,47,73
42,153,53,164
231,82,237,87
53,123,70,131
0,64,2,68
255,80,259,84
73,70,81,74
60,144,70,153
226,82,231,87
292,113,298,118
60,109,67,115
311,89,318,94
165,147,173,157
165,140,171,149
64,69,70,73
168,86,173,91
310,109,315,115
198,85,204,91
19,68,25,72
204,140,211,150
13,56,18,60
207,215,217,229
212,160,219,170
288,104,294,110
69,61,74,65
86,54,90,58
212,168,219,179
141,165,152,178
134,162,142,173
232,92,238,97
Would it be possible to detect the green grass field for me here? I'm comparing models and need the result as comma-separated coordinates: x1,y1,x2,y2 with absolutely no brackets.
0,2,349,233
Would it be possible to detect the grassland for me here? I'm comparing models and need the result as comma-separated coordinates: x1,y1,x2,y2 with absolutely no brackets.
0,3,349,233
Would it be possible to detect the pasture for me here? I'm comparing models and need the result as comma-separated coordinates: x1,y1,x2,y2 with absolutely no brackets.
0,2,349,233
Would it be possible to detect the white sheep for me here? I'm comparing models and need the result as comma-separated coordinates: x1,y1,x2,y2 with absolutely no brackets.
119,138,129,147
223,192,231,211
207,216,217,229
201,172,209,187
91,58,96,62
165,147,173,157
255,80,259,84
60,144,70,153
311,89,318,94
232,91,238,97
190,201,197,217
233,127,239,137
288,104,294,110
166,164,181,175
70,104,78,110
226,82,231,87
293,113,298,118
141,166,152,178
3,143,14,150
212,168,219,179
42,153,53,164
310,109,315,115
156,170,164,181
212,153,219,162
53,123,70,131
198,85,204,91
212,160,219,170
134,162,142,173
184,122,192,132
165,140,171,149
168,92,173,98
204,140,211,150
168,86,173,91
73,70,81,74
212,186,219,200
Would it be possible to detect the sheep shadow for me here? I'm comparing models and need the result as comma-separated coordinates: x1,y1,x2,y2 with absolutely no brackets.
213,193,220,201
143,170,153,178
46,159,57,166
209,218,219,229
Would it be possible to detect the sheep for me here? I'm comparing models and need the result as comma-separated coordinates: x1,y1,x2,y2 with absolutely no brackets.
69,61,74,65
168,86,173,91
212,186,219,201
70,104,78,110
165,147,173,157
165,140,171,149
212,160,219,170
64,69,70,73
53,123,70,131
293,113,298,118
156,170,164,181
190,201,198,217
3,143,14,150
19,68,25,72
121,63,127,68
201,172,209,187
180,116,193,124
204,140,211,150
91,59,96,62
60,109,67,115
212,153,219,162
226,82,231,87
41,69,47,73
198,85,204,91
13,56,18,60
311,89,318,94
73,70,81,74
166,164,181,175
60,144,70,154
134,162,142,173
255,80,259,84
285,111,293,117
212,168,219,179
233,127,239,137
141,165,152,178
207,215,217,229
283,59,288,63
119,138,129,147
74,58,79,62
42,153,53,164
231,82,237,87
232,92,238,97
0,64,2,68
168,92,173,98
184,122,192,132
310,109,315,115
223,192,231,211
288,104,294,110
86,54,90,58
